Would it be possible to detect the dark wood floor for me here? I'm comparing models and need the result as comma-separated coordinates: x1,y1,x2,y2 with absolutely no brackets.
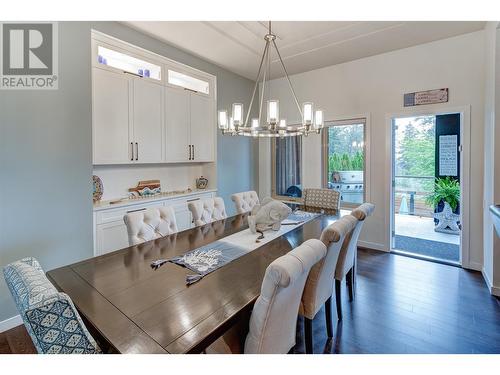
1,248,499,354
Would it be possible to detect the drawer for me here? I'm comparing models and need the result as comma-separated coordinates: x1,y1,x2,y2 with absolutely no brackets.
95,201,164,225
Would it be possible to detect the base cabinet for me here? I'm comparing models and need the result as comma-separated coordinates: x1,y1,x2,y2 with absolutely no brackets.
94,191,215,256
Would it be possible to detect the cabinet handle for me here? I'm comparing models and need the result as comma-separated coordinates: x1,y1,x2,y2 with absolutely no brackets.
188,145,191,160
127,207,146,213
130,142,134,161
192,144,195,160
187,198,200,202
135,142,139,161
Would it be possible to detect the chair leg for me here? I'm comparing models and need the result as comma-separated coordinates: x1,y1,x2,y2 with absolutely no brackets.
325,296,333,338
347,268,354,302
304,317,313,354
335,279,342,321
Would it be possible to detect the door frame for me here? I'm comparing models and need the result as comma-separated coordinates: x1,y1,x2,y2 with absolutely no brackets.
385,105,471,268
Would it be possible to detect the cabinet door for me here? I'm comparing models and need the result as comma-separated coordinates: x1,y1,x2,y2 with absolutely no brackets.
93,68,131,164
95,221,129,256
190,94,215,162
165,87,190,162
132,79,163,163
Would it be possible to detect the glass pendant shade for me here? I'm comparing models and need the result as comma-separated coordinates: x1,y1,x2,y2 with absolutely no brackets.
229,117,235,130
232,103,243,126
303,102,314,125
251,118,259,128
218,110,228,130
267,100,279,124
279,119,287,128
314,110,324,129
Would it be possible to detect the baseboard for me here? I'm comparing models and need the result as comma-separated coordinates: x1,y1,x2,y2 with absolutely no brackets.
0,314,22,333
358,240,387,252
466,261,483,272
482,268,500,297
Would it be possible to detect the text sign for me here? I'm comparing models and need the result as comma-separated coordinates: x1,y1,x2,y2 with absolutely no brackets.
404,88,448,107
439,134,458,176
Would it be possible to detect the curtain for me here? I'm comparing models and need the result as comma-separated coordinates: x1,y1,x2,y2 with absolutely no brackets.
275,137,302,196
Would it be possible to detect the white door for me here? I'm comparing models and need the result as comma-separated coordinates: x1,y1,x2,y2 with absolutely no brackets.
93,68,132,164
165,87,190,162
190,93,215,162
132,79,163,163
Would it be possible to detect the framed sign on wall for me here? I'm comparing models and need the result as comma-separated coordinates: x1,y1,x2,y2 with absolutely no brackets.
404,88,448,107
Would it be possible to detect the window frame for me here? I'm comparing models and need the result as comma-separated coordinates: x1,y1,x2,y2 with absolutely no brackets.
321,117,368,209
271,135,303,203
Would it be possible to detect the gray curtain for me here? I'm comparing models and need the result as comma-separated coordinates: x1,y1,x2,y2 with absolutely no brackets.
275,137,302,196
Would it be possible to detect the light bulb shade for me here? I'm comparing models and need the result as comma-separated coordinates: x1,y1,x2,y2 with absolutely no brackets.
303,102,314,125
279,119,287,128
314,110,324,129
232,103,243,126
251,118,259,128
218,110,228,130
229,117,235,130
267,100,279,124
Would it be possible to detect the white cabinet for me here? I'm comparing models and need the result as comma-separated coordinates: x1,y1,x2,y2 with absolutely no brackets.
92,68,131,164
165,87,215,163
132,79,163,163
93,67,164,165
93,191,215,256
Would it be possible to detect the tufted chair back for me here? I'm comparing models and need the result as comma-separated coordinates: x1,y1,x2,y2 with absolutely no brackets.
231,191,260,214
123,206,178,246
244,239,327,354
188,197,227,227
333,203,375,280
3,258,100,354
303,188,341,211
300,215,358,319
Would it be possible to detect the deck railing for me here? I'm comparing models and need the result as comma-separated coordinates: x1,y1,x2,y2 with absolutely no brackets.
394,175,435,217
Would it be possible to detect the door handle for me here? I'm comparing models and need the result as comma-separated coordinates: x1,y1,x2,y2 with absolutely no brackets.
130,142,134,161
135,142,138,161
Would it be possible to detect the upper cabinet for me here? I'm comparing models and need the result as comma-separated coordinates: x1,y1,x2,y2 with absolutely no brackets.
91,31,216,165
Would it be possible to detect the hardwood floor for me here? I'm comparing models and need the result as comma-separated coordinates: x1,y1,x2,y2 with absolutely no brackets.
1,248,499,354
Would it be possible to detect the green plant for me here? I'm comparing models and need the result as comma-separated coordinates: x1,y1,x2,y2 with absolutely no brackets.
328,152,364,172
425,177,460,211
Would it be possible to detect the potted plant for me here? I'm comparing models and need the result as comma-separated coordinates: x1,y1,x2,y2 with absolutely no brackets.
425,177,461,234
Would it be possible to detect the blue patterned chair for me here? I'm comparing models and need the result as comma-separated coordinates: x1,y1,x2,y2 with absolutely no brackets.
3,257,101,354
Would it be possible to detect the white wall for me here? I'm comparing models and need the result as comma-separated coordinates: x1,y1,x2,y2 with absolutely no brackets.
259,31,486,268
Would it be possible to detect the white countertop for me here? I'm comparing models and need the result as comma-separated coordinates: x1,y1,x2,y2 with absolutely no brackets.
93,188,217,212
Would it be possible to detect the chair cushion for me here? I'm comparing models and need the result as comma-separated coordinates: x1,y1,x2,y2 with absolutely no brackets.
231,191,260,214
303,188,340,210
123,206,178,246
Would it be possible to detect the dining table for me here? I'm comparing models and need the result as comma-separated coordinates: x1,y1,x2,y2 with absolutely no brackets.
46,205,343,354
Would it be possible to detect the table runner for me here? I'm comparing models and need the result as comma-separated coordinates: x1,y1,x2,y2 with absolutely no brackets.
151,211,320,284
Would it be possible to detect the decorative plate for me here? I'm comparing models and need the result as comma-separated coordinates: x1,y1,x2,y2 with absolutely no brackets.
93,175,103,202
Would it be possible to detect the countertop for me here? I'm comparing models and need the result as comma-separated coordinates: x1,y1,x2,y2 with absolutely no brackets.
93,188,217,212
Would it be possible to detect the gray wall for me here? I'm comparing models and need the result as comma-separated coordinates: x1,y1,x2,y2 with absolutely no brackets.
0,21,258,322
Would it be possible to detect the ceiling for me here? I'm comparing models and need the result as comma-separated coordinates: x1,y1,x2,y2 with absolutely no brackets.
125,21,486,80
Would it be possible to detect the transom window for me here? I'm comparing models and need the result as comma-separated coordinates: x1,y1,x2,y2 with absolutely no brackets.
97,46,161,80
167,70,210,94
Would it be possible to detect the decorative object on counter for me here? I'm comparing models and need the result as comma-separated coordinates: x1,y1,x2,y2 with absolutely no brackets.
247,197,292,235
196,176,208,189
144,69,150,78
138,69,143,76
128,180,161,197
92,175,103,202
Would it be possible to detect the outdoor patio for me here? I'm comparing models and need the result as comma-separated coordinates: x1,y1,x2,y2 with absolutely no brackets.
394,213,460,263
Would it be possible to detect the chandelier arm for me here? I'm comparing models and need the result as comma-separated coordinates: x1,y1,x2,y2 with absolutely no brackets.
258,43,269,125
272,39,303,118
244,41,269,128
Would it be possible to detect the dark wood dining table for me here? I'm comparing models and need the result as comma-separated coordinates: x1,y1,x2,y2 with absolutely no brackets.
46,206,341,354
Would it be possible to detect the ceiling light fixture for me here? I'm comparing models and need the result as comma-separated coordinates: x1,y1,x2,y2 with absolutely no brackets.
218,21,324,137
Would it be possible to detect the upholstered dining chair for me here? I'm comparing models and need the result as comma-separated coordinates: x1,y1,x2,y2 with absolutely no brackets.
244,238,327,353
231,190,260,214
3,257,101,354
303,188,341,211
188,197,227,226
123,206,178,246
299,215,358,353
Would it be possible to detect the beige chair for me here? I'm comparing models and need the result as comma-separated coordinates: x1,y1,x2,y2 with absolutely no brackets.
299,215,358,353
303,188,341,211
123,206,178,246
188,197,227,226
244,239,327,353
231,191,260,214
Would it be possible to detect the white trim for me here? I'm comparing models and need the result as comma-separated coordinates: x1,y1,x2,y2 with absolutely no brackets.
482,267,500,296
358,240,387,252
0,314,22,333
386,105,472,269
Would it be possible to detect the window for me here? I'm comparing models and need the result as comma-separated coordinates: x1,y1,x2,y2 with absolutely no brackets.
272,137,302,201
167,70,210,94
97,46,162,80
322,119,366,206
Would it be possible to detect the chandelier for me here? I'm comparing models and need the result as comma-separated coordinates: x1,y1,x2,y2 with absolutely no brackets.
217,21,324,137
